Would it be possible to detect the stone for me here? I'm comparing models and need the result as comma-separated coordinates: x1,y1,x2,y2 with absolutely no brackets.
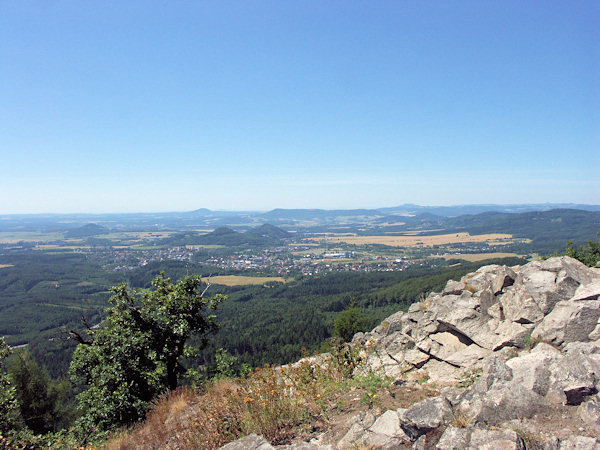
492,321,532,351
468,428,525,450
506,343,561,396
499,284,544,324
479,288,499,317
459,383,544,425
404,348,430,368
399,396,452,440
572,281,600,301
531,300,600,346
368,410,406,439
435,426,470,449
443,279,465,295
578,396,600,426
492,266,517,295
219,434,275,450
337,411,408,450
445,344,491,367
547,353,600,405
564,341,600,355
558,435,600,449
520,264,580,314
436,427,525,450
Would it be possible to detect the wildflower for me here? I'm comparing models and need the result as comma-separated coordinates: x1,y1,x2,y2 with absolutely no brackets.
316,394,321,398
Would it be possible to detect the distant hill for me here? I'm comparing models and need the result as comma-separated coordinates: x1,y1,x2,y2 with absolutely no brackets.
379,203,600,217
64,223,109,238
165,224,290,247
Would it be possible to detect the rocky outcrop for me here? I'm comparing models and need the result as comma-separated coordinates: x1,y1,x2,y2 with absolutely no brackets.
354,256,600,384
221,257,600,449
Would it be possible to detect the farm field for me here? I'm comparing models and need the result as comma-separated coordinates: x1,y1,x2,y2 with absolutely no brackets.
0,231,65,243
308,232,515,247
202,275,287,286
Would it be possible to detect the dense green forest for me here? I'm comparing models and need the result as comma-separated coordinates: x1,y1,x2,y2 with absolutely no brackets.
195,258,525,371
0,250,524,380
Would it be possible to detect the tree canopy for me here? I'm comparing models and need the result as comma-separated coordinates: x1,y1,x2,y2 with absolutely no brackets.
0,338,21,435
69,274,224,433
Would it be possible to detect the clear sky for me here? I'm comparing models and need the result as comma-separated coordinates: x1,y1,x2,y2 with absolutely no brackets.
1,1,598,214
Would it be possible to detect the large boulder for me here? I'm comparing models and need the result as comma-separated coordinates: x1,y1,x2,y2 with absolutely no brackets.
398,397,452,440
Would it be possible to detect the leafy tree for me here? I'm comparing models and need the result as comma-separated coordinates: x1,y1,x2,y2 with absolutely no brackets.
0,338,21,434
333,303,368,343
564,233,600,267
69,274,224,433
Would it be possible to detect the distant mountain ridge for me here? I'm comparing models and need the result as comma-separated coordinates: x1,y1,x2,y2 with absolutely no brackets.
165,224,291,247
0,203,599,233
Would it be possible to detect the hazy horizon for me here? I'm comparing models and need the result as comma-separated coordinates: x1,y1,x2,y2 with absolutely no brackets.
1,1,598,214
1,201,599,217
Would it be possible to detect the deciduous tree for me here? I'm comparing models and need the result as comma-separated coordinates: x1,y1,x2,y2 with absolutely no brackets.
69,274,224,432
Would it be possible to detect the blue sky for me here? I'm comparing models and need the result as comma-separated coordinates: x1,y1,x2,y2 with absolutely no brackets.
1,1,598,213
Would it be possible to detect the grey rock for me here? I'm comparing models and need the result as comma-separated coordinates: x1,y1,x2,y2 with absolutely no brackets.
558,435,600,449
531,299,600,346
578,396,600,426
219,434,275,450
505,343,562,396
445,344,491,367
564,341,600,355
338,411,408,450
499,283,544,324
369,409,408,439
547,352,600,405
468,428,525,450
336,423,366,449
492,266,517,295
443,279,465,295
471,383,544,425
572,281,600,301
479,356,513,390
435,427,470,449
520,262,581,314
436,427,525,450
399,396,452,440
479,288,499,317
492,320,533,351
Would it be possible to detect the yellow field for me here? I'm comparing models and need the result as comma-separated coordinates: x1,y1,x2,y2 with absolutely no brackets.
308,232,514,247
0,264,14,269
201,275,287,286
438,252,522,262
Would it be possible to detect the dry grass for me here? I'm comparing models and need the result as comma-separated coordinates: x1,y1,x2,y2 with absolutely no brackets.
307,232,514,248
104,343,395,449
201,275,287,286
